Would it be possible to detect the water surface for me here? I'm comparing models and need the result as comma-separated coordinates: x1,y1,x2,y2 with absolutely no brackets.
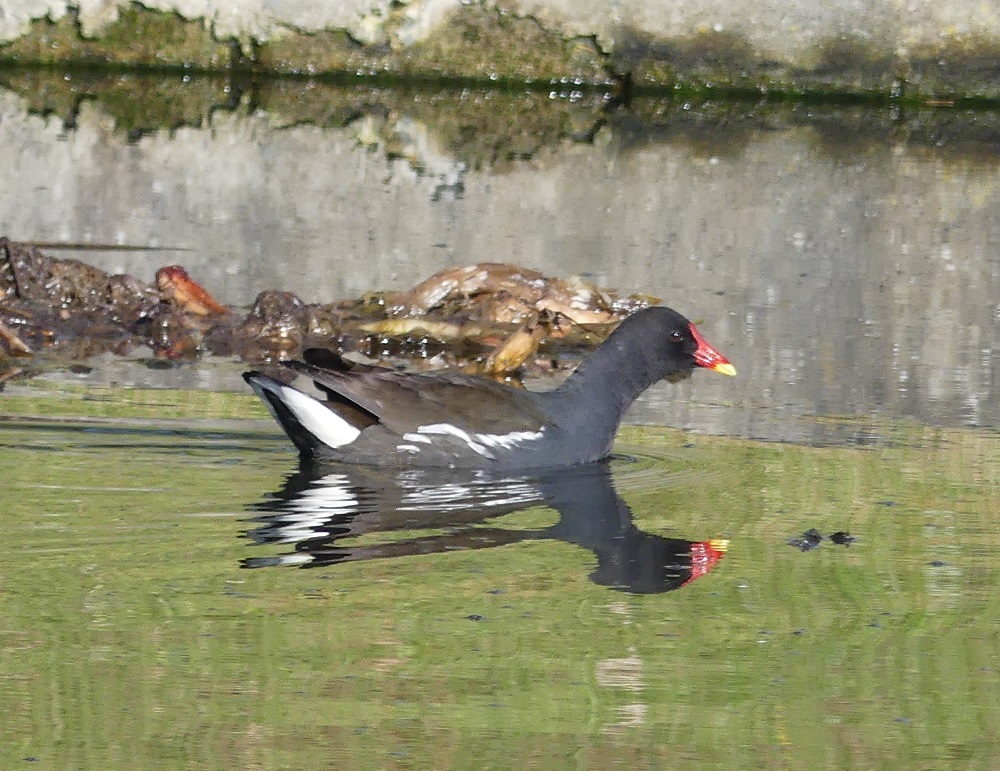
3,407,1000,767
2,72,1000,767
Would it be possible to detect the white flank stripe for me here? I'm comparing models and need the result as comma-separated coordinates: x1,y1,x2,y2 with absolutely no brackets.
396,444,422,454
476,428,545,450
401,433,433,444
415,423,494,458
279,385,361,448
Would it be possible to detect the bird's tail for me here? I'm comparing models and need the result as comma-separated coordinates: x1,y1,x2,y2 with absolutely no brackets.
243,372,361,457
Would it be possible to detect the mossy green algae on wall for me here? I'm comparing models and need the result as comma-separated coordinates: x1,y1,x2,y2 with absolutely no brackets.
0,2,609,85
257,5,609,85
0,4,231,69
3,2,1000,100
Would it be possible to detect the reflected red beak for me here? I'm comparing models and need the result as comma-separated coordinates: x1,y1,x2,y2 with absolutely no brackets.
690,323,736,376
682,539,730,586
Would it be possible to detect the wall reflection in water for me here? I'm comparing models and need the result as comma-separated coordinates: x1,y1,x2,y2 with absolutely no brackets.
5,74,999,440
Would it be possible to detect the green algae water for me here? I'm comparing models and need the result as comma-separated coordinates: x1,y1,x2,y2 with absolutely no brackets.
4,71,1000,769
2,387,999,768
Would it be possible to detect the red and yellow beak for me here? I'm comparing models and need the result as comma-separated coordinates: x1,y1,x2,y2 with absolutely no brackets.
690,323,736,376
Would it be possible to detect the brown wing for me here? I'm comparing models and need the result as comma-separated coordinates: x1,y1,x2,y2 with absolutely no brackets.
283,360,551,436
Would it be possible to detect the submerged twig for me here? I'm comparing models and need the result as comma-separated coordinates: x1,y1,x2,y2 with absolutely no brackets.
17,241,190,252
0,319,32,355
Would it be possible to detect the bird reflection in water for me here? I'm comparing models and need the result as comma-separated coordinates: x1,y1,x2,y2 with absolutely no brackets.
242,459,727,594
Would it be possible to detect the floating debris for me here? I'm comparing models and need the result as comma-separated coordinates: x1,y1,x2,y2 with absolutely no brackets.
0,319,31,355
787,528,856,551
359,318,474,340
828,531,857,546
387,262,656,326
478,310,567,380
787,528,824,552
0,237,660,382
156,265,229,316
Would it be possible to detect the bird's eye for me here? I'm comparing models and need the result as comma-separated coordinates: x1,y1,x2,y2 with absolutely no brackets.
670,331,683,342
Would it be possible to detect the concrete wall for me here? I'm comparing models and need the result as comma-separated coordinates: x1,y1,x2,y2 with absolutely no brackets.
2,0,996,51
2,0,1000,96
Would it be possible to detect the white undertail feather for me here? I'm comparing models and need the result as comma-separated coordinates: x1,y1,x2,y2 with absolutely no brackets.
266,382,361,449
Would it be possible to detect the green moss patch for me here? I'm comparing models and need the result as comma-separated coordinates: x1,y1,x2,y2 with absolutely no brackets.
0,4,231,70
3,3,1000,100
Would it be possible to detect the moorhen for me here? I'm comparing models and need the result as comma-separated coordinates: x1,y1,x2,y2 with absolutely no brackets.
244,306,735,469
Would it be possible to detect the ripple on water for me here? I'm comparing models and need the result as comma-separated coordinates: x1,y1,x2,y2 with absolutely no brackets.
611,443,721,494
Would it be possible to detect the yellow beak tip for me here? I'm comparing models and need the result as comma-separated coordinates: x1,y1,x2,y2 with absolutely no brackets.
713,363,737,377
